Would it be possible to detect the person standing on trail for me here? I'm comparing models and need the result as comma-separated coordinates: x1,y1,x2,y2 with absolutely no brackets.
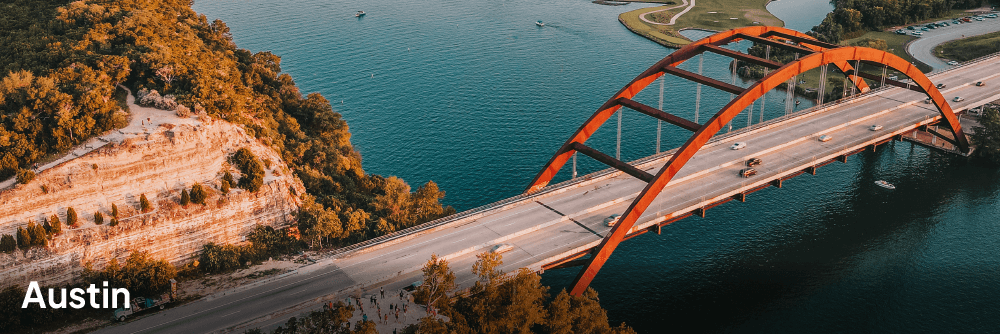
384,313,389,325
399,290,404,301
363,314,368,322
380,287,385,299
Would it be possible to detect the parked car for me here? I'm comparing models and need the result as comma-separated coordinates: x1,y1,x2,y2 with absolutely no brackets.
976,81,985,86
912,31,923,36
936,83,947,89
746,157,762,167
906,26,916,30
491,243,514,254
819,135,833,142
895,30,907,34
730,142,747,150
953,96,965,102
739,168,757,178
870,124,883,131
947,60,959,65
604,214,621,227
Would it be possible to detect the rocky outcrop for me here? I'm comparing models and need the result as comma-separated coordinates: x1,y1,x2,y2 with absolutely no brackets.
0,119,303,288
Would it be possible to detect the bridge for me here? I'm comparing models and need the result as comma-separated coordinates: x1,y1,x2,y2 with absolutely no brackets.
100,27,1000,333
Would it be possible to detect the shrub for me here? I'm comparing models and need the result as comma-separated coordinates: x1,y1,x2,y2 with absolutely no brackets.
0,235,15,252
15,227,31,250
198,243,250,274
109,218,119,226
230,148,265,192
48,214,61,235
15,169,35,184
220,180,230,194
176,104,191,117
28,223,46,247
190,184,207,205
180,189,190,206
111,203,119,218
222,171,235,186
140,194,152,213
94,212,104,225
83,251,177,297
66,207,78,227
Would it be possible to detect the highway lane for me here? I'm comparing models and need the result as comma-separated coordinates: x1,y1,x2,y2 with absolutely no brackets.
96,57,1000,334
906,15,1000,71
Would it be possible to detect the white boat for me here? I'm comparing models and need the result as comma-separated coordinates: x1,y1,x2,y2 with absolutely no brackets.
875,180,895,189
536,20,544,27
356,11,366,17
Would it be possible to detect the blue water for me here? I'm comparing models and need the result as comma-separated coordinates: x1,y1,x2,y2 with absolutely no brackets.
193,0,1000,332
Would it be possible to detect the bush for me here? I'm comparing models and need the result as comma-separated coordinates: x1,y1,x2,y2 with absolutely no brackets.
180,189,190,206
109,218,119,226
176,104,191,117
28,222,46,247
48,214,61,235
198,243,250,274
94,212,104,225
83,251,177,297
230,148,265,192
111,203,119,218
137,89,179,110
222,171,235,186
15,227,31,250
220,180,230,194
190,183,207,205
140,194,152,213
65,207,78,227
15,169,35,184
0,235,15,252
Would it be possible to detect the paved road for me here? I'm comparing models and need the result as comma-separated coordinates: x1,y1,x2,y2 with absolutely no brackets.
95,57,1000,334
906,15,1000,71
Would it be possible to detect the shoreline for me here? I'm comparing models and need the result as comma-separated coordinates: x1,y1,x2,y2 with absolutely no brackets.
617,0,784,49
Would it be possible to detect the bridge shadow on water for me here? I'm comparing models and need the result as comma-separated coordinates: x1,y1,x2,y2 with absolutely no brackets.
540,143,1000,333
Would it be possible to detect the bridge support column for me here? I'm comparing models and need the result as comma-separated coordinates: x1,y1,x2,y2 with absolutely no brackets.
837,155,847,163
772,178,783,188
734,192,747,202
695,207,706,218
806,166,817,175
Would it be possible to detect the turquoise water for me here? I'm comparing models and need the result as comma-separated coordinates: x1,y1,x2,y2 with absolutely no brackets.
194,0,1000,332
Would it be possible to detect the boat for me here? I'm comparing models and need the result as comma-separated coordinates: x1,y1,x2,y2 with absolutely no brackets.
536,20,544,27
356,11,366,17
875,180,895,189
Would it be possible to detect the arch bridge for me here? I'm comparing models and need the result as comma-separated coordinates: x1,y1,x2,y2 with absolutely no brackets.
524,26,973,295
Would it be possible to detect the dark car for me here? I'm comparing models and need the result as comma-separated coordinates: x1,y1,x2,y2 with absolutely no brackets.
976,81,985,86
936,83,946,89
746,157,762,167
740,168,757,178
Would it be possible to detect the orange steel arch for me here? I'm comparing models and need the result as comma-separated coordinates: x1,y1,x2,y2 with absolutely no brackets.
523,27,971,296
524,26,871,194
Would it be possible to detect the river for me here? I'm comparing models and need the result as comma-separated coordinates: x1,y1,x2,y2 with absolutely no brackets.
193,0,1000,332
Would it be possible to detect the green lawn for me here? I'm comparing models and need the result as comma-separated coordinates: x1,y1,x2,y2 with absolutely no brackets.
844,31,932,73
618,0,782,47
935,30,1000,62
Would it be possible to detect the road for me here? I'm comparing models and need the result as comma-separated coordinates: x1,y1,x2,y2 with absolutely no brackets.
95,56,1000,334
906,15,1000,71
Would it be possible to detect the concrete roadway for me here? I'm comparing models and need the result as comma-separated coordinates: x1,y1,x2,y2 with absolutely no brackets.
95,57,1000,334
906,14,1000,71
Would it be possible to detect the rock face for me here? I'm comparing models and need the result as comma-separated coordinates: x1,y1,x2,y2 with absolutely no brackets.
0,119,303,288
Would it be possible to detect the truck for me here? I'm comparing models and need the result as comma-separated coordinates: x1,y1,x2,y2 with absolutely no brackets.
111,279,176,322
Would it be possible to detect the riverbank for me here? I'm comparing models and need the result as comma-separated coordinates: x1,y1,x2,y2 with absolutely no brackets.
618,0,783,48
935,30,1000,62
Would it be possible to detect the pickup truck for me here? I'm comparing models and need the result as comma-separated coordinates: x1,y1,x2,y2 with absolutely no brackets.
112,279,176,322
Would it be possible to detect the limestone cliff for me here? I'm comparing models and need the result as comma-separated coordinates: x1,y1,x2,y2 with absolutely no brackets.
0,118,304,288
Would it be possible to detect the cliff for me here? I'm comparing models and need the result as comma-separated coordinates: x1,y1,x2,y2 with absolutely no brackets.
0,116,304,288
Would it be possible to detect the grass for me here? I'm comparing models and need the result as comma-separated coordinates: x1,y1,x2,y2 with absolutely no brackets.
935,30,1000,62
843,31,933,73
618,0,782,48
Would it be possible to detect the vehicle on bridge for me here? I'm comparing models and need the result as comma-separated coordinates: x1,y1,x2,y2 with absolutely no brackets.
604,214,620,227
745,158,762,167
739,168,757,178
976,81,985,86
491,243,514,254
870,124,883,131
954,96,965,102
730,142,747,150
819,135,833,142
936,83,947,89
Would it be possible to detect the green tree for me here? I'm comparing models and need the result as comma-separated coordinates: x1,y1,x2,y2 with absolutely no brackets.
297,195,343,248
972,107,1000,165
190,183,207,205
66,207,78,227
94,211,104,225
27,222,46,247
414,254,456,314
140,194,152,213
49,214,62,235
220,180,230,194
15,227,31,250
83,251,177,297
231,148,265,192
111,203,119,218
180,188,190,206
15,169,35,184
223,171,235,187
0,235,16,252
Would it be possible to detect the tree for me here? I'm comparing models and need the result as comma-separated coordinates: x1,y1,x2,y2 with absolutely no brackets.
15,227,31,250
223,171,235,186
66,207,78,227
94,211,104,225
414,254,456,314
231,148,265,192
190,183,207,205
139,194,152,213
545,288,636,334
972,107,1000,165
297,195,342,248
15,169,35,184
111,203,119,218
83,251,177,297
220,180,230,194
180,188,190,206
27,222,47,247
48,214,61,235
0,235,15,252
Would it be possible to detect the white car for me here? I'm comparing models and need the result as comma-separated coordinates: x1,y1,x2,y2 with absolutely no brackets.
953,96,964,102
730,142,747,150
819,135,833,142
912,31,923,36
604,214,621,227
947,60,959,65
870,124,883,131
491,244,514,254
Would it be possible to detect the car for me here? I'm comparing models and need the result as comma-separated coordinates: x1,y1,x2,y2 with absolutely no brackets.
988,14,998,18
953,20,962,24
895,30,907,34
936,83,946,89
963,18,972,22
947,60,959,65
924,98,933,104
976,17,984,21
819,135,833,142
739,168,757,178
745,157,762,167
912,31,923,36
906,26,916,30
730,142,747,150
954,96,965,102
491,243,514,254
976,81,985,86
870,124,883,131
604,214,621,227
